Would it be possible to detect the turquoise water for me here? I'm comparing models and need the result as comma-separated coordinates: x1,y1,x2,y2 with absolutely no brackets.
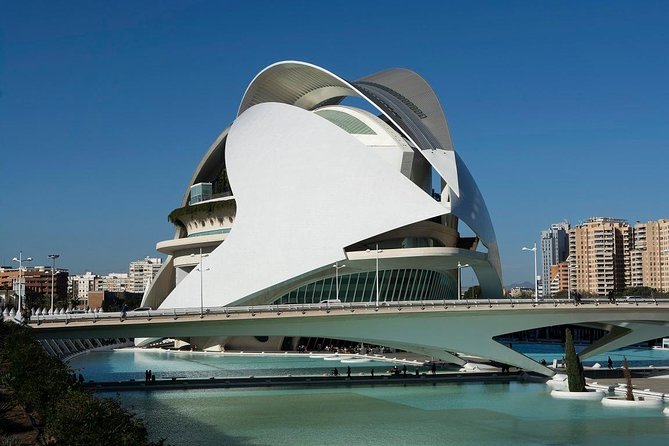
69,350,392,382
105,382,669,445
73,347,669,444
69,344,669,383
512,342,669,368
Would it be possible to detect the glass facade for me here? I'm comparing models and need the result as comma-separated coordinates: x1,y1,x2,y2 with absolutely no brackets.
314,109,376,135
190,182,213,204
272,269,457,304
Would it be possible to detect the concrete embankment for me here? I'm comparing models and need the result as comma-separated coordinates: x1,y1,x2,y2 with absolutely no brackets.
85,370,544,392
581,366,669,380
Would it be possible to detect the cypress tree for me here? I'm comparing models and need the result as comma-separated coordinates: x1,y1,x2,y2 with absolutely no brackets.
564,327,586,392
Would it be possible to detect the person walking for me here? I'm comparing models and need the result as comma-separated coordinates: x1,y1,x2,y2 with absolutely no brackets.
347,366,351,378
607,356,613,370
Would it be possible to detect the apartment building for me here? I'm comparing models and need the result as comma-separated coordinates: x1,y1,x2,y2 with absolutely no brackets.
96,273,130,292
631,219,669,292
0,266,69,302
568,217,632,295
630,223,646,287
71,272,98,306
549,262,569,295
540,222,569,297
128,257,163,293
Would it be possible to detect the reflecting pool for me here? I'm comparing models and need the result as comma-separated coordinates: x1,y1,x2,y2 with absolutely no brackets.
512,342,669,368
68,344,669,383
105,382,669,445
69,350,391,382
71,346,669,444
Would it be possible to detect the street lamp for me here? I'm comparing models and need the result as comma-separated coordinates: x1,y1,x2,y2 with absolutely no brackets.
12,251,32,315
522,243,538,303
48,254,60,314
333,262,346,301
457,262,469,300
366,244,383,306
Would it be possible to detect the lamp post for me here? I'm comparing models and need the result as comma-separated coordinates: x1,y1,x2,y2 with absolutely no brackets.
12,251,32,315
522,243,538,303
457,262,469,300
333,262,346,301
366,244,383,306
48,254,60,314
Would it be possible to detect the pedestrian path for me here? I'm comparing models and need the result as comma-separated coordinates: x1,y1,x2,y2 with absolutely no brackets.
85,370,541,392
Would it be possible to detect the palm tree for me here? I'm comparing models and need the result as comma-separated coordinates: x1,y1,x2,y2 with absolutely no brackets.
622,357,634,401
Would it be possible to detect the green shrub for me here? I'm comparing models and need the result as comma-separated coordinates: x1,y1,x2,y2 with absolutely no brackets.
0,323,71,420
46,391,160,446
0,322,163,445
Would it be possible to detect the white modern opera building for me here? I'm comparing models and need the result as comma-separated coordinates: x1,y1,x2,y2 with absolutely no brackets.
141,61,503,350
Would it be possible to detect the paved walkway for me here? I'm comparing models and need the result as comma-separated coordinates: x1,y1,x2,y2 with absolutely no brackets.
592,377,669,395
85,370,543,392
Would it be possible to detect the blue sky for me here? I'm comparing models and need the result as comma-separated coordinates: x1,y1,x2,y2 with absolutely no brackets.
1,1,667,285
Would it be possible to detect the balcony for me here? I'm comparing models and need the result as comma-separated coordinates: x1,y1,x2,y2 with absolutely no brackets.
167,197,236,237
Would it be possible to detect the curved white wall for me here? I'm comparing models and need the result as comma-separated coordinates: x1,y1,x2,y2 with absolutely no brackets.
159,103,447,309
150,61,504,310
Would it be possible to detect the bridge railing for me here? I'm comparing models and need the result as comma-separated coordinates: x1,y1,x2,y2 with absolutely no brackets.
24,296,669,326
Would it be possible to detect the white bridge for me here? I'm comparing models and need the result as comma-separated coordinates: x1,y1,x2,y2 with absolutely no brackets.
23,298,669,376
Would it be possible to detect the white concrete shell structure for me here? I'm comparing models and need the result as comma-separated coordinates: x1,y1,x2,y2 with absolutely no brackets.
142,61,503,351
29,62,669,376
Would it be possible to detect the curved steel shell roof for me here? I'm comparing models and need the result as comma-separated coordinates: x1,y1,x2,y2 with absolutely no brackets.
145,61,503,311
238,61,501,280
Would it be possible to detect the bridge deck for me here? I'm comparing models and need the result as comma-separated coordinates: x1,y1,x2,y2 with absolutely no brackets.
19,297,669,330
13,298,669,378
